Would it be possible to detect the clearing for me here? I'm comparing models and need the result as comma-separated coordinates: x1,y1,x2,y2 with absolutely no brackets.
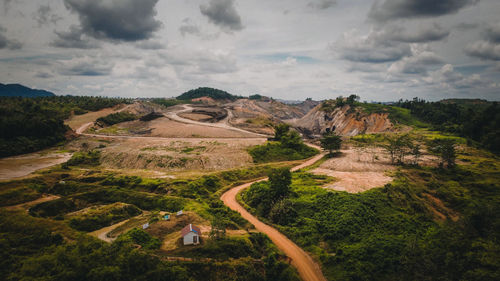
312,147,395,193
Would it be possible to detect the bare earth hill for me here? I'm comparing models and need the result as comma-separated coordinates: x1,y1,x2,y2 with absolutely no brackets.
286,104,394,137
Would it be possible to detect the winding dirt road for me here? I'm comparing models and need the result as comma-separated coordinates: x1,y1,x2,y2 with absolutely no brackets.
221,147,327,281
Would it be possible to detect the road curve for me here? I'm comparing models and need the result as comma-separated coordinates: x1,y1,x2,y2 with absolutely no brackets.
221,148,327,281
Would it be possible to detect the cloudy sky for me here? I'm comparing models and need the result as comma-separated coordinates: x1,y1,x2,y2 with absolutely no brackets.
0,0,499,101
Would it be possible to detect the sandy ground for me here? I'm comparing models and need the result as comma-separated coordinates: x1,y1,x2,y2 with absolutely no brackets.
0,151,72,181
65,104,128,131
149,118,260,138
221,147,327,281
311,147,395,193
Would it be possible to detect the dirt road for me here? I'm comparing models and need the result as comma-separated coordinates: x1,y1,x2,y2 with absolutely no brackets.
221,149,327,281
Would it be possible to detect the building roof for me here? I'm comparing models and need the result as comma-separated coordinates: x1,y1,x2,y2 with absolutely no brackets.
181,224,201,237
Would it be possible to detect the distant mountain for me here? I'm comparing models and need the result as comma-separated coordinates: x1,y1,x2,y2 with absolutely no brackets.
0,83,55,97
177,87,239,101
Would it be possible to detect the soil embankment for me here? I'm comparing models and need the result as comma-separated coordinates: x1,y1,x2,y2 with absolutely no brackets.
287,104,394,137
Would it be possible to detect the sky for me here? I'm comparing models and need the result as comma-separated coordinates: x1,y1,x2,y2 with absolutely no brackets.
0,0,499,101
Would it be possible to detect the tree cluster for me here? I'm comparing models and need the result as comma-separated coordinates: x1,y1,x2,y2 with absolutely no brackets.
396,98,499,153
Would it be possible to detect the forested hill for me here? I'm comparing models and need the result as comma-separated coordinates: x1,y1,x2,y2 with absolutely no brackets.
177,87,240,101
395,98,499,153
0,83,55,97
0,96,129,157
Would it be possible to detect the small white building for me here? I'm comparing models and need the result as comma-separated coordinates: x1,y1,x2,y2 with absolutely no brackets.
181,224,201,245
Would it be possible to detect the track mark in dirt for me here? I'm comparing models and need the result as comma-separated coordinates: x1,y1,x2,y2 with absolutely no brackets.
221,148,327,281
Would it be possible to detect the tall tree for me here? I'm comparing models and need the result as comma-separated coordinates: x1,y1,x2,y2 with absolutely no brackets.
273,123,290,141
268,167,292,201
320,132,342,157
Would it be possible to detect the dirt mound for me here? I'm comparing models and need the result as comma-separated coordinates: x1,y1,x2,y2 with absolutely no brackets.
287,104,394,137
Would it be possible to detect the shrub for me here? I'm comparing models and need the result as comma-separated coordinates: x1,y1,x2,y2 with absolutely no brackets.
96,112,137,126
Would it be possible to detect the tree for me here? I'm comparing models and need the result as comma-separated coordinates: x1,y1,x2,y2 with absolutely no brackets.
210,216,228,240
274,123,290,141
320,132,342,157
429,138,456,168
384,134,411,164
280,130,302,149
346,94,360,105
269,199,297,225
268,168,292,201
410,143,422,165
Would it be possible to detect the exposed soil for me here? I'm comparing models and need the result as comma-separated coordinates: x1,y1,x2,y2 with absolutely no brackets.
98,137,265,172
312,148,395,193
65,104,128,131
287,104,394,137
0,151,72,181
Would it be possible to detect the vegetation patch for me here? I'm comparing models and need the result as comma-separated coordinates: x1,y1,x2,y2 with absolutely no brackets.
66,202,141,232
0,96,129,157
177,87,241,101
249,124,318,163
96,111,137,126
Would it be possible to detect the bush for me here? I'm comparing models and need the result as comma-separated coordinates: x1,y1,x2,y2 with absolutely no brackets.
249,142,317,163
96,112,137,126
65,150,101,166
67,203,142,232
118,228,161,249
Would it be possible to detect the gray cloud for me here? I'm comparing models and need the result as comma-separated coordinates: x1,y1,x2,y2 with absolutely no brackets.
1,0,14,13
308,0,336,10
179,18,202,36
387,24,450,43
334,30,411,63
465,41,500,61
35,72,54,79
134,40,165,50
51,25,100,49
484,22,500,43
455,22,479,30
35,4,62,26
63,0,162,42
388,50,443,74
369,0,479,22
200,0,244,31
0,25,21,49
465,22,500,61
59,58,114,76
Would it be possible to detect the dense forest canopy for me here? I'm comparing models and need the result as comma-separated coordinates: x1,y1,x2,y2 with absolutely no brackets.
395,98,500,153
177,87,240,101
0,96,130,157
